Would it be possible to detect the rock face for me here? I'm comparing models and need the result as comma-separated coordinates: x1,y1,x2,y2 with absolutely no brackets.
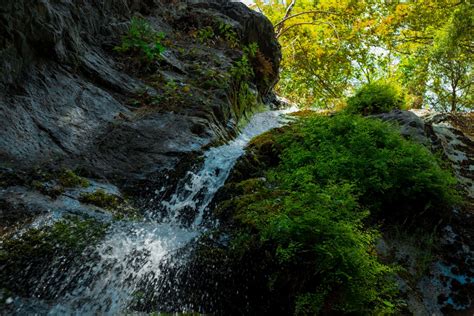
0,0,280,186
376,110,474,315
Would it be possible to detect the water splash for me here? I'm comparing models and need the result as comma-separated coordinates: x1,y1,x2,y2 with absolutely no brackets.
160,107,297,228
20,107,296,315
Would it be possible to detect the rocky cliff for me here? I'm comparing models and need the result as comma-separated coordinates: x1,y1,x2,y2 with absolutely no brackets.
0,0,281,229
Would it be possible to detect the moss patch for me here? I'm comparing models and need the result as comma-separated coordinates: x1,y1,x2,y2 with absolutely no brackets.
58,169,90,188
0,216,108,297
26,169,90,198
79,189,121,210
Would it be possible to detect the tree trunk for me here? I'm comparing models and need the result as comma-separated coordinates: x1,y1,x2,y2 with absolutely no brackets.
276,0,297,35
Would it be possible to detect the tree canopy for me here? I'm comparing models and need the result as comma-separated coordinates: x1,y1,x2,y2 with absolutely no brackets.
255,0,473,111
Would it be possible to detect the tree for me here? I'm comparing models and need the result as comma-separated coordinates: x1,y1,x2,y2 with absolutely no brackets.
257,0,380,108
427,6,473,111
255,0,473,111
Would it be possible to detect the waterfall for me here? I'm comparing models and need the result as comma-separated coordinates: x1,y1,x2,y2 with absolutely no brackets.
22,107,296,315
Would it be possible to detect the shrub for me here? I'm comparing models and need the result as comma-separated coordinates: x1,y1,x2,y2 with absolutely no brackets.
115,17,165,61
346,81,406,115
274,114,459,221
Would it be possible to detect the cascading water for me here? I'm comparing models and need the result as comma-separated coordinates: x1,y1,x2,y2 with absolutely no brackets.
20,107,296,315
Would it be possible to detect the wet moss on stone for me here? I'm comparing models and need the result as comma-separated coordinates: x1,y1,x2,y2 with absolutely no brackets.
57,169,90,188
0,216,108,297
79,189,121,210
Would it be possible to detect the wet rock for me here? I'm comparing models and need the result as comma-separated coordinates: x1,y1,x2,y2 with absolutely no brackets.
0,0,282,239
372,109,430,145
0,0,280,186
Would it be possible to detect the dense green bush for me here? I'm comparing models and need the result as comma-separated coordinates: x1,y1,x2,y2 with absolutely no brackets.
346,82,406,115
274,114,459,221
218,113,458,314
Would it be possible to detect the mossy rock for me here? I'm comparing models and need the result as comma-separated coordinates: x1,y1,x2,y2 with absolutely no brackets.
79,189,142,220
57,169,90,188
0,216,108,297
23,168,90,198
79,189,121,210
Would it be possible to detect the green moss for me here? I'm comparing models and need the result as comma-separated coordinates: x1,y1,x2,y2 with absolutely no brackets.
27,169,89,198
78,189,141,219
79,189,120,210
58,169,89,188
31,179,65,197
0,216,108,296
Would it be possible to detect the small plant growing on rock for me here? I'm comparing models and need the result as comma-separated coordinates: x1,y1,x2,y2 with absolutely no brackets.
115,17,165,61
197,26,215,44
218,22,239,48
195,23,239,48
230,55,254,82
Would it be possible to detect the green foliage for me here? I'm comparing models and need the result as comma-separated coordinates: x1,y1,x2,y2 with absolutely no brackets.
197,26,215,44
427,5,473,112
346,81,406,115
230,55,254,82
0,216,108,296
218,22,239,48
115,17,165,61
229,42,260,85
228,43,261,116
258,0,473,111
79,189,120,210
196,23,239,48
243,42,258,59
274,114,459,220
222,113,458,314
233,181,398,314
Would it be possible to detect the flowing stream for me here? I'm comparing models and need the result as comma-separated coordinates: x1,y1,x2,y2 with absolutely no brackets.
23,107,295,315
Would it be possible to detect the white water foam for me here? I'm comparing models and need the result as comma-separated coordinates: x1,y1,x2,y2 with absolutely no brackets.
42,107,296,315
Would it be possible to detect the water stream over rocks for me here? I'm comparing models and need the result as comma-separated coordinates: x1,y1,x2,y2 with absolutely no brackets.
15,107,295,315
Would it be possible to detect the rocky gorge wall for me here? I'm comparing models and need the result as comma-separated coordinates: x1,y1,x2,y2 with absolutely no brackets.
0,0,280,180
0,0,281,230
